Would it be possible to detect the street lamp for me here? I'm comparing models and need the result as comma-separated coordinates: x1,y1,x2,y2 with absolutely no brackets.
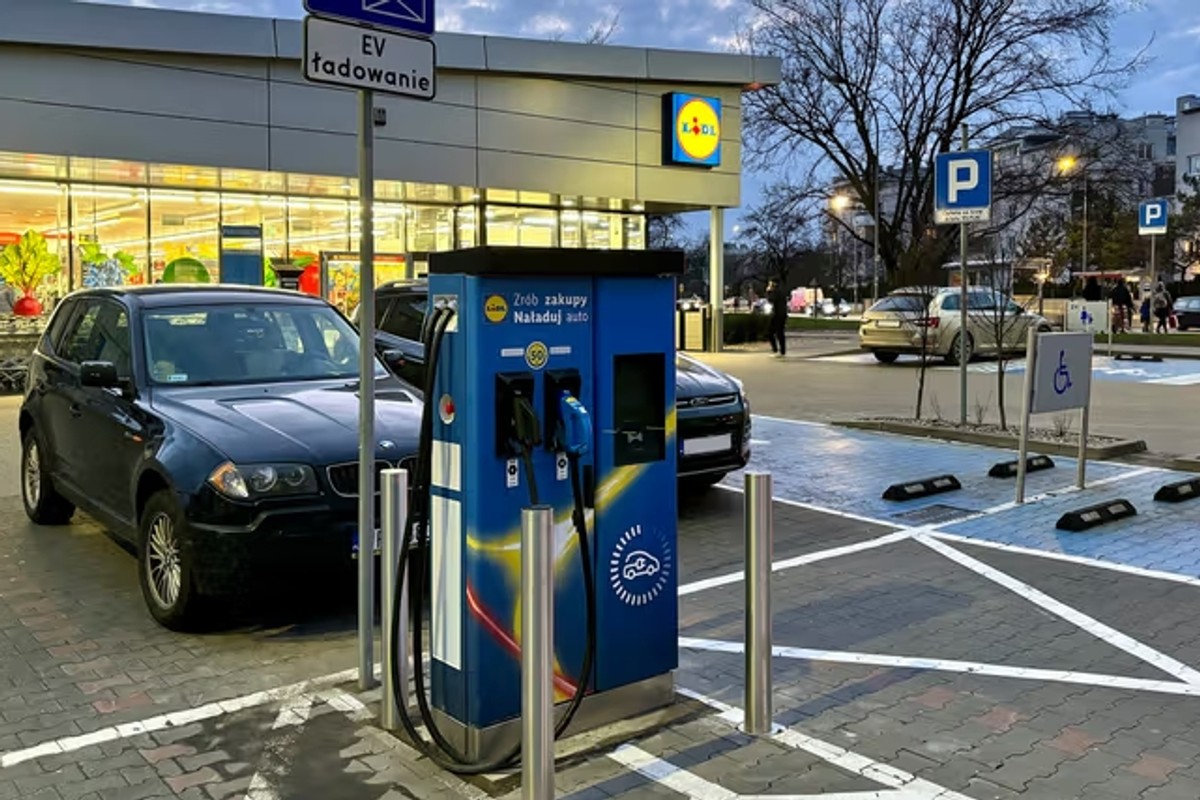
1057,155,1088,273
829,195,852,304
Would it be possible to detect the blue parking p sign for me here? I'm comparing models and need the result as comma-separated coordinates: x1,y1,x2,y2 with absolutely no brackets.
1138,199,1169,236
934,150,992,224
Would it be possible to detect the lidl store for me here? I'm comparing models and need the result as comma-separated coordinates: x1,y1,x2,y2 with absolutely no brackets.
0,1,778,342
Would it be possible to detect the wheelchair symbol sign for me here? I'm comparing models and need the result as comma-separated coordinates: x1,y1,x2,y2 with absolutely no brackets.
1053,350,1072,395
1031,332,1092,414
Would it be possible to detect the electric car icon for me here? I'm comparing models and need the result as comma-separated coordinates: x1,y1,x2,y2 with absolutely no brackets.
622,550,661,581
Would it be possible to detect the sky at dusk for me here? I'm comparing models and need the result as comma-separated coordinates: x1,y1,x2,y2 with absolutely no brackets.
78,0,1200,236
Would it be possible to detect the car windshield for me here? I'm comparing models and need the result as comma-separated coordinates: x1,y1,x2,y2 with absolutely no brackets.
143,303,385,386
871,294,928,313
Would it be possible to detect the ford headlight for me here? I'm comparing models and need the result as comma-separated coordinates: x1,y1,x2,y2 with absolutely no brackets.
208,462,318,500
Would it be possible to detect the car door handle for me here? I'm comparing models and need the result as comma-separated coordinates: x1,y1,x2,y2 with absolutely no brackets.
69,404,82,417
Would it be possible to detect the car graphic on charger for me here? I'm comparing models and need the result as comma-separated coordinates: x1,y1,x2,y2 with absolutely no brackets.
622,550,661,581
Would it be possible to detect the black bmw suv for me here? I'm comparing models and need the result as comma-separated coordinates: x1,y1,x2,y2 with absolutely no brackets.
19,286,421,629
360,280,751,488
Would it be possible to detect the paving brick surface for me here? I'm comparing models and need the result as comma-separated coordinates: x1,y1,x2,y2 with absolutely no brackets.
6,422,1200,798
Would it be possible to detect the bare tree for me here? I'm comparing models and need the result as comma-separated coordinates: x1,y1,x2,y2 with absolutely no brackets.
965,254,1050,431
647,213,687,250
582,8,622,45
741,0,1146,284
736,182,817,287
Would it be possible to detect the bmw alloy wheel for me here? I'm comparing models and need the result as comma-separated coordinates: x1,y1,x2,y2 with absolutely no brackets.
22,438,40,509
146,513,182,610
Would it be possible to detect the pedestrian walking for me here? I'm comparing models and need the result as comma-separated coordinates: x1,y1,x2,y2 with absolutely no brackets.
1140,295,1151,333
1109,277,1134,334
1152,281,1172,334
1082,276,1102,302
766,279,788,357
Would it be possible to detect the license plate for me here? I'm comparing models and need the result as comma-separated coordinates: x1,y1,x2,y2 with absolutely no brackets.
876,319,902,329
351,528,381,558
683,434,733,455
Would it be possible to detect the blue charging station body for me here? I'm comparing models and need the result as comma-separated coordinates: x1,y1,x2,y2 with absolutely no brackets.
426,248,682,753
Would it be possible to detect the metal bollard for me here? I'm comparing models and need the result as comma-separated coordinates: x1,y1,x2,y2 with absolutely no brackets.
380,468,410,731
521,506,555,800
743,471,774,735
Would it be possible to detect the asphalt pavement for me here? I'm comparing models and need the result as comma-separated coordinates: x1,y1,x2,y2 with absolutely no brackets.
700,340,1200,458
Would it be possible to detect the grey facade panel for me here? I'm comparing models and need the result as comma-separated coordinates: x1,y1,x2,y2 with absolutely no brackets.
0,47,269,126
477,110,636,165
636,166,740,207
479,151,636,200
270,80,479,149
1,0,277,57
482,36,649,80
646,50,754,85
751,57,783,86
269,128,478,188
476,77,637,129
0,98,270,172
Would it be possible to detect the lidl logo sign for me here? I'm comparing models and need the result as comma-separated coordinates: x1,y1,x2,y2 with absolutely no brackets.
484,294,508,323
663,93,722,168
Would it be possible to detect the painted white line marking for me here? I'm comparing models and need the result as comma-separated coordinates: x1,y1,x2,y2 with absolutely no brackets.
927,532,1200,588
0,667,358,768
916,534,1200,685
715,483,903,530
680,637,1200,697
319,688,374,722
679,531,912,596
700,702,971,800
1146,374,1200,386
966,466,1159,520
611,745,738,799
245,694,316,800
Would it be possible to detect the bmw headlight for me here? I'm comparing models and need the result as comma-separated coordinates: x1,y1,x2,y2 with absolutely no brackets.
208,462,318,500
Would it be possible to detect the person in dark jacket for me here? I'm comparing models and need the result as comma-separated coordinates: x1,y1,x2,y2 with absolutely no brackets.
1109,278,1134,333
766,279,789,357
1082,276,1102,301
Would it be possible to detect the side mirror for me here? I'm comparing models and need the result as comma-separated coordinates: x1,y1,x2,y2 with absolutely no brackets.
381,349,407,370
80,361,120,389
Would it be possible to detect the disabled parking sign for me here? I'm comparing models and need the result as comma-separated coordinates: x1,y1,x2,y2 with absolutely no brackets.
1031,332,1092,414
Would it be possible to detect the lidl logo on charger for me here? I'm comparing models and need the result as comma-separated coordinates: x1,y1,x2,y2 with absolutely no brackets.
663,93,722,168
484,294,508,323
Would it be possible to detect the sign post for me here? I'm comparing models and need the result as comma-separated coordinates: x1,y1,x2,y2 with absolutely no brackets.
303,0,437,693
1139,198,1169,290
934,133,992,426
1015,331,1094,503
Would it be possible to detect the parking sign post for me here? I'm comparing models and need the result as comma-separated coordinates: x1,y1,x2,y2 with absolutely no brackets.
303,0,439,696
1138,199,1169,290
958,123,969,426
934,130,992,428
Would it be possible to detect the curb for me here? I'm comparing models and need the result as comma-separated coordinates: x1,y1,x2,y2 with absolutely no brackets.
1102,347,1200,361
836,419,1148,461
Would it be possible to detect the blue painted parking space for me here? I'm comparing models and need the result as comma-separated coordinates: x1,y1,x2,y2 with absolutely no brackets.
816,353,1200,385
941,468,1200,577
732,416,1200,580
728,416,1129,525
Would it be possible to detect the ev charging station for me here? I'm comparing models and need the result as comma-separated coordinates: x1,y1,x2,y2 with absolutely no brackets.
391,246,684,768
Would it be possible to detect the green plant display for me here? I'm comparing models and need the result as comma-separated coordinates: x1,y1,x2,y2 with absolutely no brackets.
79,240,139,287
0,230,62,295
163,257,212,284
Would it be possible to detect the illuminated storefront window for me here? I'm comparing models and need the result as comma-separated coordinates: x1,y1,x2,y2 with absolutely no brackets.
72,184,148,288
149,189,219,283
486,206,558,248
0,151,649,306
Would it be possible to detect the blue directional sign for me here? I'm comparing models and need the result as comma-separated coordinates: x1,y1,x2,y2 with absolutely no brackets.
304,0,434,36
1138,198,1169,236
934,150,993,224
